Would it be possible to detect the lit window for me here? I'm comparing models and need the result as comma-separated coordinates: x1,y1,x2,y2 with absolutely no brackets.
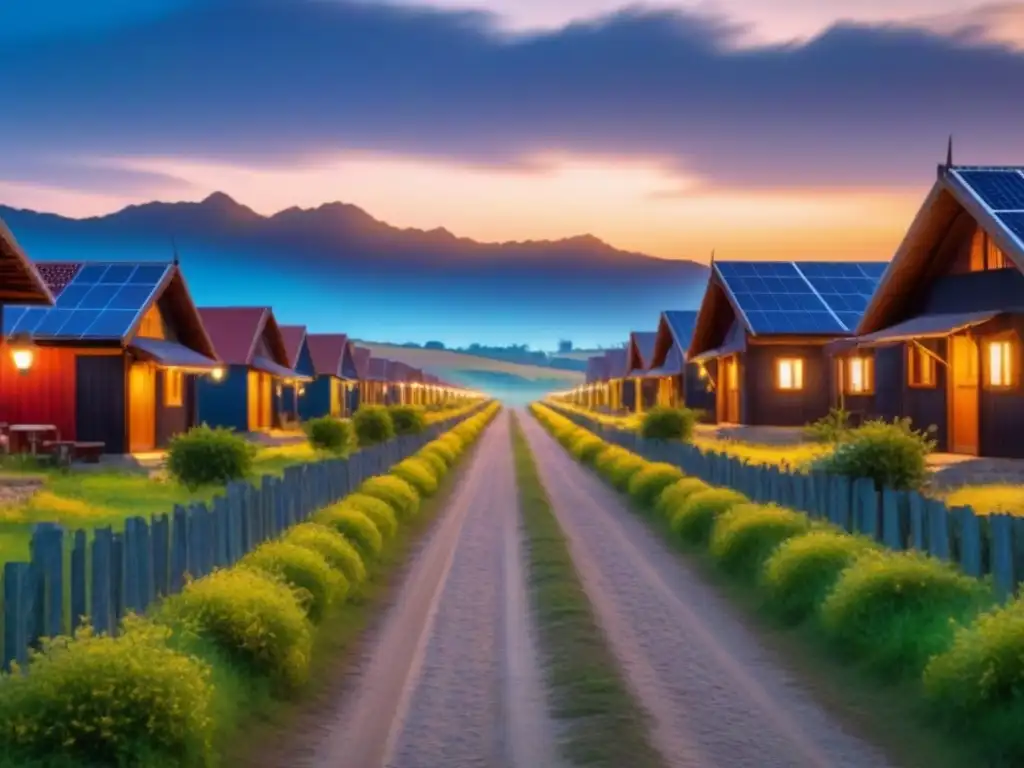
165,369,183,406
777,358,803,390
987,340,1013,387
846,356,874,394
908,345,936,387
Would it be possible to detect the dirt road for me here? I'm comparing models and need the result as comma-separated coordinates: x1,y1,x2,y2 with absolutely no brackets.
517,411,891,768
304,411,558,768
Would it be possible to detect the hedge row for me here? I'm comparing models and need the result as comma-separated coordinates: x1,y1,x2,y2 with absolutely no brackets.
0,403,501,768
530,402,1024,765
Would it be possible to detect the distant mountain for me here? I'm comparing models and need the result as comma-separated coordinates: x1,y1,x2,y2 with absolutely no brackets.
0,193,710,359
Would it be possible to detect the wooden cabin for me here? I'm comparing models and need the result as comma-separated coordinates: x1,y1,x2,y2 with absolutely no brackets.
687,260,885,427
367,356,392,406
623,331,658,414
350,345,372,408
646,310,716,416
277,326,316,426
603,348,629,412
581,355,608,408
0,217,53,315
302,333,359,419
844,164,1024,457
195,307,310,433
390,362,415,405
0,261,220,454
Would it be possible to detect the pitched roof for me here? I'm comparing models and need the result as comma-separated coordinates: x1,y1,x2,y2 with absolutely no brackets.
603,348,629,379
278,325,308,369
306,333,350,377
649,310,697,372
351,345,371,379
626,331,658,373
0,216,54,305
3,261,216,358
688,260,885,359
368,356,389,380
198,306,289,367
859,165,1024,335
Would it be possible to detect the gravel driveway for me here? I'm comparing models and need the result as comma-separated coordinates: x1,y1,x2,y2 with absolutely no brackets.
517,411,893,768
305,410,558,768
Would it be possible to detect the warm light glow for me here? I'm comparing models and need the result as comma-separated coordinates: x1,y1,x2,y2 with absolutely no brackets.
298,385,306,396
11,347,34,373
988,340,1013,387
210,366,225,382
847,356,873,394
777,357,803,390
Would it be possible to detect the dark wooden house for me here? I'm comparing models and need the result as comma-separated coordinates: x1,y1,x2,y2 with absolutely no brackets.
277,325,317,425
350,345,372,408
687,260,886,426
367,356,392,406
646,310,716,416
624,331,659,413
582,354,608,408
845,163,1024,457
0,261,220,454
195,307,309,433
303,333,359,419
602,348,629,412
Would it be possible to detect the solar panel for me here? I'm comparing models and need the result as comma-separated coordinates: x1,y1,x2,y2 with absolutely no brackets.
996,212,1024,245
81,310,141,339
957,170,1024,211
2,307,24,334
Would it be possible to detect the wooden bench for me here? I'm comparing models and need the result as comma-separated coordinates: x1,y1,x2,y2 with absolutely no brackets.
74,442,105,463
42,440,77,468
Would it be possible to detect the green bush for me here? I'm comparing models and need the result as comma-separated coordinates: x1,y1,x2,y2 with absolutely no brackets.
639,407,697,441
242,541,344,622
439,433,464,456
359,475,421,518
803,407,852,444
570,433,606,464
342,493,399,539
315,505,384,560
0,618,214,767
762,530,877,624
821,551,989,677
923,597,1024,761
654,477,709,520
423,439,458,467
594,445,628,476
392,458,439,497
159,567,312,690
709,504,811,581
812,418,935,491
389,405,427,435
353,406,395,446
303,416,355,455
167,425,255,489
627,463,685,509
669,488,747,545
284,523,367,586
417,449,448,478
606,454,648,491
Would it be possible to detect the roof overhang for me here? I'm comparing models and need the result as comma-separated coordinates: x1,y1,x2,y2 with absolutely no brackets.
130,337,220,372
252,354,312,381
0,218,54,305
850,311,1008,348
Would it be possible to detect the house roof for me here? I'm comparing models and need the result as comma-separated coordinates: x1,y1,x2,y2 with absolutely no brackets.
859,165,1024,335
626,331,658,373
351,345,371,379
603,348,629,379
198,306,290,367
687,260,886,359
306,333,350,378
368,356,389,380
3,261,217,359
0,216,54,305
649,310,697,373
278,325,308,369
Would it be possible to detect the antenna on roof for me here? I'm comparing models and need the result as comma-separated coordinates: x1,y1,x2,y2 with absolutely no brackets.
710,248,716,265
946,134,954,169
171,236,180,267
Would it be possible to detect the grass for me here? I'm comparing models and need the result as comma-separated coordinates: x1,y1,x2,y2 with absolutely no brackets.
937,484,1024,516
691,437,830,469
509,413,664,768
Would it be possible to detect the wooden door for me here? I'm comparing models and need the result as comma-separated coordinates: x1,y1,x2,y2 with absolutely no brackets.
721,355,740,423
949,334,980,455
260,374,273,429
128,361,157,452
247,371,259,431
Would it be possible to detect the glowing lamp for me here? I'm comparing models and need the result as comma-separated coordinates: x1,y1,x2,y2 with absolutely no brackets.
8,333,35,375
210,367,225,382
298,385,306,396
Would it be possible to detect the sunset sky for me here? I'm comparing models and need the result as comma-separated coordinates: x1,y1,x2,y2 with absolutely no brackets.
3,0,1024,262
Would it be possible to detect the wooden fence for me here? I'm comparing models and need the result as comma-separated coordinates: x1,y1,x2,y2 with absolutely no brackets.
547,403,1024,601
2,405,484,670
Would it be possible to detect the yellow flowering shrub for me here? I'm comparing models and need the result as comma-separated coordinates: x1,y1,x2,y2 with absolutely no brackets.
284,522,367,586
390,458,439,498
241,541,345,622
359,475,421,518
314,505,384,561
339,494,398,539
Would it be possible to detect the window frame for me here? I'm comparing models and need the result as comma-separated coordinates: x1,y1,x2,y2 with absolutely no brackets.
984,337,1016,390
907,343,937,389
776,356,804,391
845,354,874,395
164,368,184,407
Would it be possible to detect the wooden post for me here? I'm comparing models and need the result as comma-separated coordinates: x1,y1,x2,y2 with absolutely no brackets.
926,499,951,561
956,506,982,578
989,514,1016,601
908,492,926,551
70,529,87,631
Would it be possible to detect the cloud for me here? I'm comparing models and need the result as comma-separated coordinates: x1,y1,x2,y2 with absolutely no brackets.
3,0,1024,191
0,155,194,195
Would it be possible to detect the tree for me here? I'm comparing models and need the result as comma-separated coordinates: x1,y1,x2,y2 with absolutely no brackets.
424,340,445,349
558,339,573,353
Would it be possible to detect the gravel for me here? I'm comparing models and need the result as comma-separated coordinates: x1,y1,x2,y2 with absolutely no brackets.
517,411,893,768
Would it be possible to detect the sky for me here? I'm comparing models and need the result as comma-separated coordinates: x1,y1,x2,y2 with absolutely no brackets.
2,0,1024,262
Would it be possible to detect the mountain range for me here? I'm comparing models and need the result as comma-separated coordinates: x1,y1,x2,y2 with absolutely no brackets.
0,193,710,353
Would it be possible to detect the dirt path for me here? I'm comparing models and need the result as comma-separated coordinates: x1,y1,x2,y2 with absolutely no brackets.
303,410,558,768
517,410,892,768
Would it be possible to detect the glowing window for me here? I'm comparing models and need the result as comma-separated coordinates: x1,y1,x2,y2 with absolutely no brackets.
907,345,936,387
988,340,1013,387
165,369,183,407
777,358,803,390
846,356,874,394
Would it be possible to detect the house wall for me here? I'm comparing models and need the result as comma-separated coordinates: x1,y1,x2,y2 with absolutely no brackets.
0,346,79,442
299,376,332,420
977,321,1024,458
743,343,830,427
196,364,249,432
683,363,716,418
76,354,127,453
155,369,195,448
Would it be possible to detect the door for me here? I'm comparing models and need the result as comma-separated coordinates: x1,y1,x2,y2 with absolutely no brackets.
949,334,980,455
128,361,157,453
721,355,740,423
247,370,259,431
261,374,273,429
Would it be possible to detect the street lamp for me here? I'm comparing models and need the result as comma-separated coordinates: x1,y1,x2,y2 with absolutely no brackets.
8,332,36,375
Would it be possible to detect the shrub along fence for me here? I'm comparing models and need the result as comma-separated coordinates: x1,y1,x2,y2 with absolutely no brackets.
1,403,488,671
547,402,1024,601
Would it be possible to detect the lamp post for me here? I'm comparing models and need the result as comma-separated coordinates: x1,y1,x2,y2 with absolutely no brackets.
8,332,36,375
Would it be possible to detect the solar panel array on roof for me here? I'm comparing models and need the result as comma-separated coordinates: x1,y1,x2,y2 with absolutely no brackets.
715,261,885,335
3,263,171,341
954,169,1024,211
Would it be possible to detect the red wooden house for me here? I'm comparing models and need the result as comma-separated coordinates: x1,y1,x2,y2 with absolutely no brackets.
0,261,220,454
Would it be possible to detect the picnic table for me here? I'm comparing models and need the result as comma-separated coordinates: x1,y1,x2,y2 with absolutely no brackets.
9,424,59,455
